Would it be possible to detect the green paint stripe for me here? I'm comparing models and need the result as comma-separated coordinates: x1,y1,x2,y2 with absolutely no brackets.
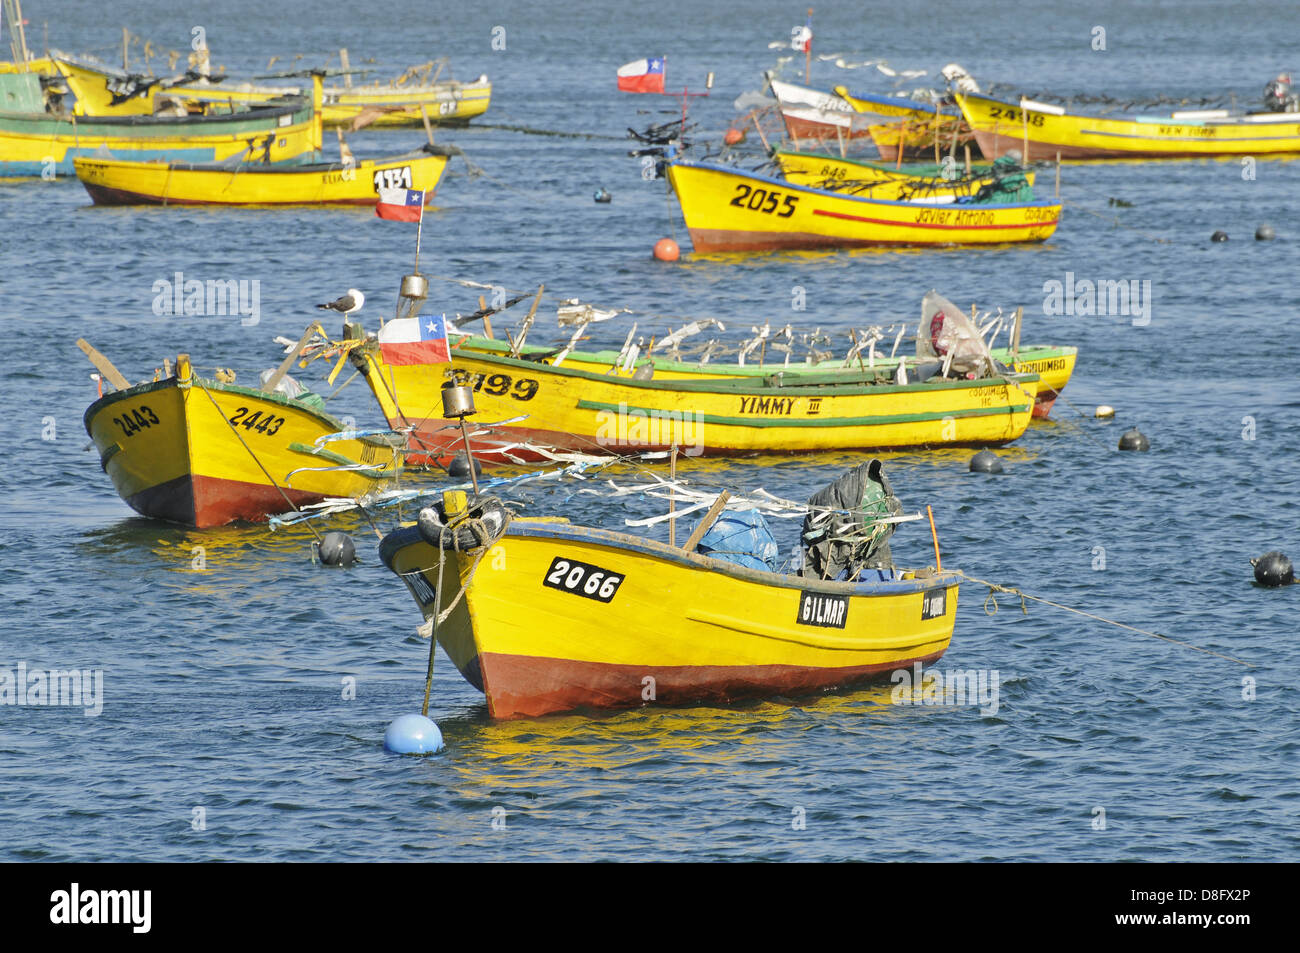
575,400,1031,428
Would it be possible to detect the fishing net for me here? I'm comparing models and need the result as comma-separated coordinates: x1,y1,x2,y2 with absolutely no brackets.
970,154,1033,204
800,460,902,580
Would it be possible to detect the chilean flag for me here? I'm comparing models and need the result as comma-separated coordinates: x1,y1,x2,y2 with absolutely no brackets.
617,57,665,94
378,314,450,366
375,187,426,222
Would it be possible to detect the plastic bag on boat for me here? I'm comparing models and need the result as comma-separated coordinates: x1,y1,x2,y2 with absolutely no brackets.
918,290,995,378
800,460,901,580
695,508,781,572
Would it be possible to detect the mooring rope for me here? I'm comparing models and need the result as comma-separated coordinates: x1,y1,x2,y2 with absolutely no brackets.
951,569,1253,667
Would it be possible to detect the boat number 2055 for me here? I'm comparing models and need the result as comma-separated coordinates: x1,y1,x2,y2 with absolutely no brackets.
730,184,799,217
542,557,624,603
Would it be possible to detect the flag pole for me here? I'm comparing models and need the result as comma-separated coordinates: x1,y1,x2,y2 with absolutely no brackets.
414,199,424,274
805,8,813,84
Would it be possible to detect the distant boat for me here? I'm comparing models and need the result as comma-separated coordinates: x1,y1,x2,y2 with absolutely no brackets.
0,71,315,176
50,49,491,128
74,146,450,205
82,346,401,527
664,157,1060,252
773,146,1035,202
380,464,959,718
955,89,1300,160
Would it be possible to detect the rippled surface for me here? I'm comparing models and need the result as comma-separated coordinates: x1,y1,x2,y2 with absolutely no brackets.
2,0,1297,861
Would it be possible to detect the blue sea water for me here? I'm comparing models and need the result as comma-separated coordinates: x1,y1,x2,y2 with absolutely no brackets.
1,0,1297,861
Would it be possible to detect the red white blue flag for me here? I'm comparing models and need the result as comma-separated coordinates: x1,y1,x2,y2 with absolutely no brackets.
375,187,426,222
378,313,450,365
791,15,813,53
617,57,666,94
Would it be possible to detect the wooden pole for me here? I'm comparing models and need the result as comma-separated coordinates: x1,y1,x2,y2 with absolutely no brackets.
509,284,544,357
1011,306,1023,359
933,103,941,165
964,143,971,176
478,294,494,339
668,445,678,547
76,339,130,391
339,48,352,88
262,323,321,394
419,104,435,145
927,505,941,570
122,27,129,71
683,491,731,552
1055,151,1061,198
895,121,906,169
804,8,813,85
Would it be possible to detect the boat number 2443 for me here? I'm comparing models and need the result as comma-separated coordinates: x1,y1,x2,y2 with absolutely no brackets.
542,556,624,603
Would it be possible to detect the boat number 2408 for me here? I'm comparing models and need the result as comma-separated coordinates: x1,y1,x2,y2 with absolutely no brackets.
729,184,799,217
542,556,624,603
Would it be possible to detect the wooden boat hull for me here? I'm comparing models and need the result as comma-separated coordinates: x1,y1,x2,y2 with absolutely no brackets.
868,117,979,162
455,336,1077,420
0,101,316,176
380,519,958,718
83,359,399,527
350,338,1039,464
955,91,1300,160
73,150,447,205
51,53,491,126
666,159,1061,252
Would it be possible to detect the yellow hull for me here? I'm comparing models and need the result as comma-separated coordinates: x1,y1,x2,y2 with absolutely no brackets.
955,91,1300,160
52,53,490,126
83,358,400,527
73,149,447,205
351,339,1038,462
0,102,317,175
381,519,958,718
455,335,1076,418
775,148,1035,201
666,160,1060,252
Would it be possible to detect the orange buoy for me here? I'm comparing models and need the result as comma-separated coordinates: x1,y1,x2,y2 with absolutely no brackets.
723,127,745,146
653,238,680,261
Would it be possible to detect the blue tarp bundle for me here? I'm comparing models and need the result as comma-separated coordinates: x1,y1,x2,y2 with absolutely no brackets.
695,509,781,572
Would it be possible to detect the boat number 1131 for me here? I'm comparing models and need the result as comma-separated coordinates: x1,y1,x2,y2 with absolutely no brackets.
542,556,624,603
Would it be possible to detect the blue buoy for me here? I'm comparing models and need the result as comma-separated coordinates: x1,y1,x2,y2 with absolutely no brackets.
593,187,612,204
384,714,445,754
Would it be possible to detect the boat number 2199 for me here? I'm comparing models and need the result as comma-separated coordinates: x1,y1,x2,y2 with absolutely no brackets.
730,184,799,217
542,556,624,603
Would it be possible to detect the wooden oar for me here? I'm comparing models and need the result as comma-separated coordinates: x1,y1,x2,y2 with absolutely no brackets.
76,339,130,391
683,491,731,552
262,323,322,394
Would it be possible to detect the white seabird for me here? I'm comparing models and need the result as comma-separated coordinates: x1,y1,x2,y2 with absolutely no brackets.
316,289,365,316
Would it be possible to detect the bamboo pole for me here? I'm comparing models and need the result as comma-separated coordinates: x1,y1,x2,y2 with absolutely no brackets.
668,445,678,547
927,505,941,570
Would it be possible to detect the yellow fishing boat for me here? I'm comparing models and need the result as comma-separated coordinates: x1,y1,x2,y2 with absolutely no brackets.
774,147,1035,202
51,49,491,127
81,344,401,527
73,146,449,205
0,71,316,176
347,321,1039,465
665,158,1061,252
381,463,959,718
954,90,1300,160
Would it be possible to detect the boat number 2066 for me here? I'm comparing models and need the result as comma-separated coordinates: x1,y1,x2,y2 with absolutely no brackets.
542,556,624,603
729,184,799,217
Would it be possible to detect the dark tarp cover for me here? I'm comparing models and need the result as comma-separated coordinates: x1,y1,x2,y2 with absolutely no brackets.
800,460,902,580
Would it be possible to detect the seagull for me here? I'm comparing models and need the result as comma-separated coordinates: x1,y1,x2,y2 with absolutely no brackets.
316,289,364,316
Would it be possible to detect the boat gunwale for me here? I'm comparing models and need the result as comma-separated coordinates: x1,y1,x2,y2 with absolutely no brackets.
380,520,958,598
956,89,1300,129
72,148,443,176
669,157,1062,211
436,341,1042,395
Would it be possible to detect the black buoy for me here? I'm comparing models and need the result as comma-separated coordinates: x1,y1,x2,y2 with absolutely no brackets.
1255,224,1276,241
969,449,1004,474
317,531,357,567
593,188,612,204
1118,427,1149,451
447,453,483,479
1211,230,1229,242
1252,551,1294,587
